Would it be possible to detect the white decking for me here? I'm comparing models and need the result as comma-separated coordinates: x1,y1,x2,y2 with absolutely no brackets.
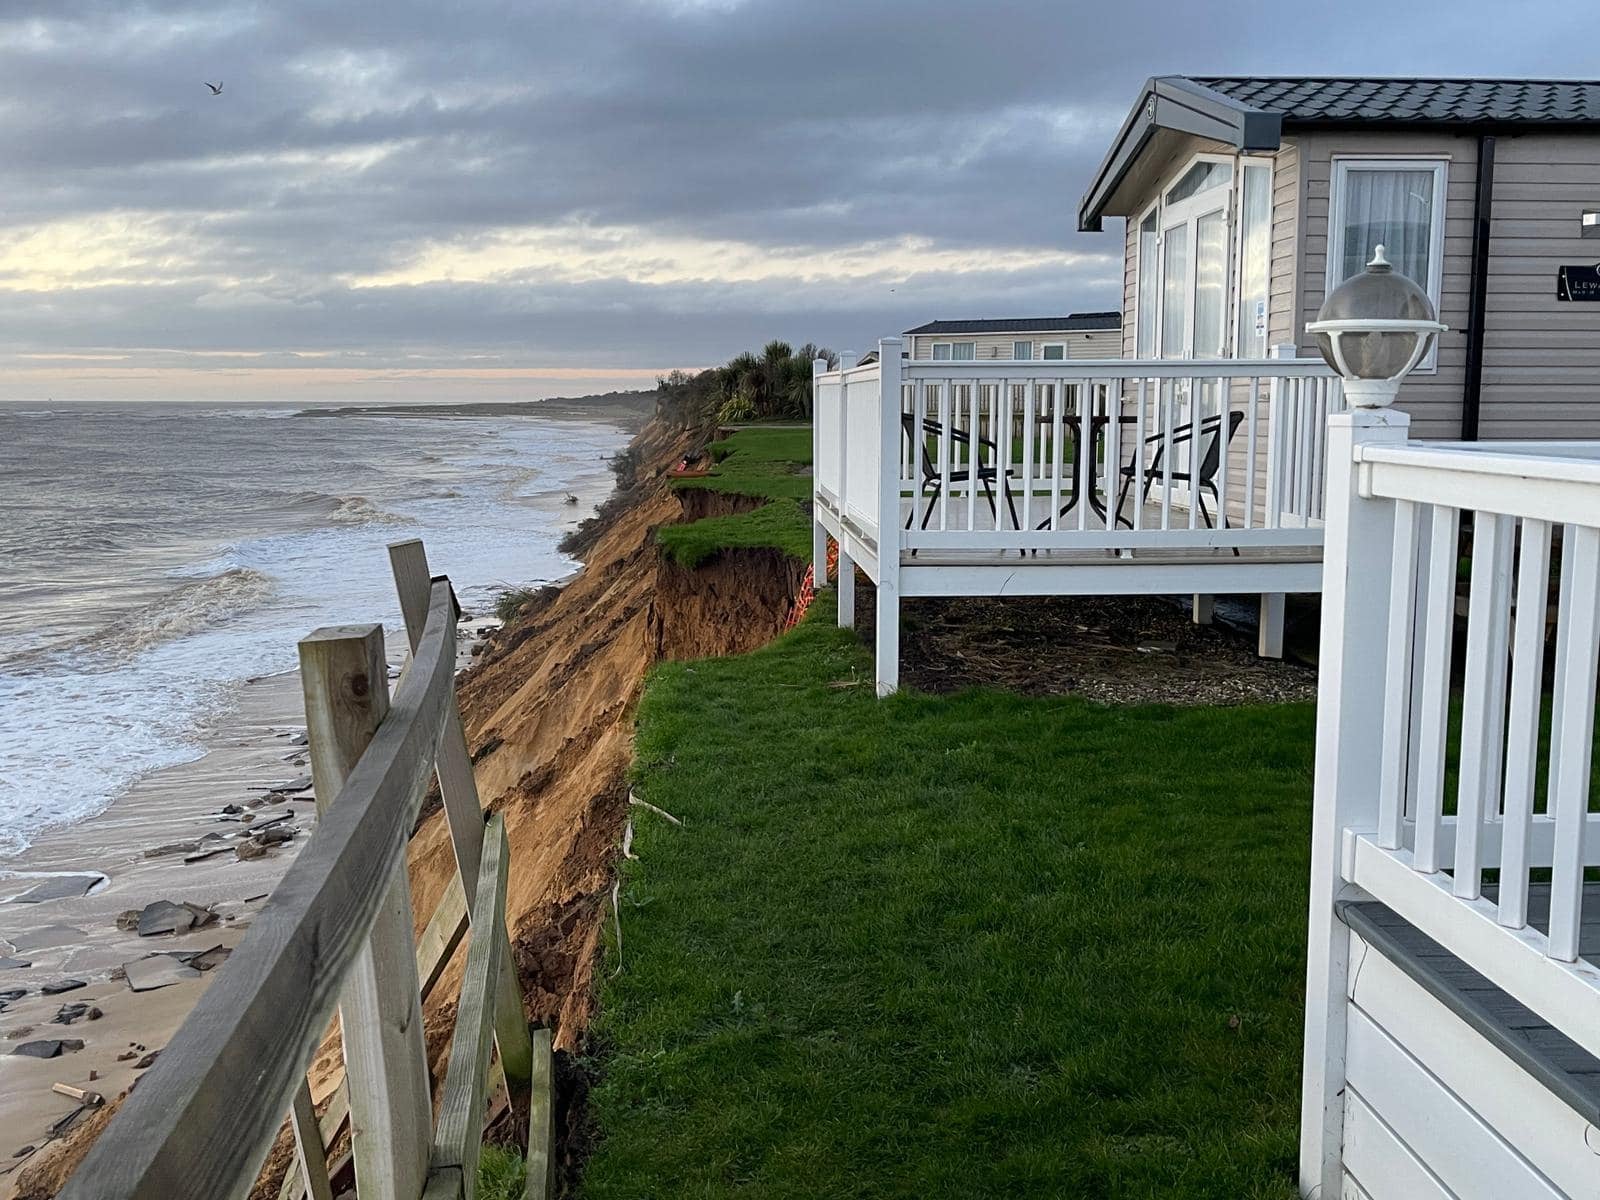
811,337,1341,692
1303,415,1600,1199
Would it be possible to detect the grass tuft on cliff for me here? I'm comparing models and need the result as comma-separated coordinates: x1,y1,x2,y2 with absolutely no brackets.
658,426,814,568
579,593,1312,1199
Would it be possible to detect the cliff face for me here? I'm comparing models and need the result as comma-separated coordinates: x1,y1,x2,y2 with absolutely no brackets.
410,418,807,1046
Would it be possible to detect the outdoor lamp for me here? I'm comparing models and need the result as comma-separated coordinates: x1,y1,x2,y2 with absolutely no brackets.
1305,245,1447,408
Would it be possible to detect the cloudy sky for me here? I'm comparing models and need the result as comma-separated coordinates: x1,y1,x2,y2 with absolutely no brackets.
1,0,1592,400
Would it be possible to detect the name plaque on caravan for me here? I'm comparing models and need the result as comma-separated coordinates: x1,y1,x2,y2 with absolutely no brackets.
1556,262,1600,300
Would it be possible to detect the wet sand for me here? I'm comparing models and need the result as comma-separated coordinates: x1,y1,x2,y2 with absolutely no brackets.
0,618,505,1193
0,669,312,1185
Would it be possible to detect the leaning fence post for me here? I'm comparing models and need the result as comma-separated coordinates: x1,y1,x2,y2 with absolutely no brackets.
389,541,535,1093
875,338,903,696
299,624,433,1200
1297,406,1410,1198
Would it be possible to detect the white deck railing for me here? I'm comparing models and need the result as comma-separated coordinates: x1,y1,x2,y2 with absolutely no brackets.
1302,413,1600,1197
814,341,1339,557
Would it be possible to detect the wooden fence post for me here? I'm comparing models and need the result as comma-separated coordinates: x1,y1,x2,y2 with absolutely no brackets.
299,625,433,1200
1298,407,1410,1198
389,541,534,1093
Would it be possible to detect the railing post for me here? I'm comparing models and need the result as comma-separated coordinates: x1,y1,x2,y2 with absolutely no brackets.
389,542,534,1097
812,358,830,590
299,625,433,1200
875,338,903,696
1298,406,1411,1199
1259,343,1299,654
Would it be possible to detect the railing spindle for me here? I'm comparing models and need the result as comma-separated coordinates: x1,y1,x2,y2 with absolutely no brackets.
1454,512,1514,899
1499,517,1552,930
1547,524,1600,961
1412,506,1460,873
1378,499,1421,849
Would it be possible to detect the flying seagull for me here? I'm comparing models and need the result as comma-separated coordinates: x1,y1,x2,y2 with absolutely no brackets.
204,81,223,95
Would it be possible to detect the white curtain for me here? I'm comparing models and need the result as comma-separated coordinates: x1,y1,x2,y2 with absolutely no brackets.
1338,168,1435,287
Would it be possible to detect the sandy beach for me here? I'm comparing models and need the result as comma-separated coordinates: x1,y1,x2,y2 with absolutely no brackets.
0,608,508,1193
0,667,313,1184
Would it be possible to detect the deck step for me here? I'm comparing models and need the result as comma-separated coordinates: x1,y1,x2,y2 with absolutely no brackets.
1338,895,1600,1128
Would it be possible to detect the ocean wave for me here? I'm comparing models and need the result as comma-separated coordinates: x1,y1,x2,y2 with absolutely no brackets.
71,567,276,662
328,495,408,526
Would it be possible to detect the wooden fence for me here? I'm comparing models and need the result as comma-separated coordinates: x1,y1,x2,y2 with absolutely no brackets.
60,539,553,1200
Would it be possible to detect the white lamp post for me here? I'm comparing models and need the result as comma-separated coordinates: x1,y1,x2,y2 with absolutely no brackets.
1305,245,1448,408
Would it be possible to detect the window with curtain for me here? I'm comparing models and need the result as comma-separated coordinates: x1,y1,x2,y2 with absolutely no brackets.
932,343,951,361
1136,210,1158,357
1013,340,1032,360
951,342,975,361
1235,161,1271,358
1329,158,1445,368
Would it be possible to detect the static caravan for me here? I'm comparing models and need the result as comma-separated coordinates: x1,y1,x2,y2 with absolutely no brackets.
1080,76,1600,440
902,313,1121,362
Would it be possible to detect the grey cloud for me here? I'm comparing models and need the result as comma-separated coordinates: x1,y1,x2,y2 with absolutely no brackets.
0,0,1592,385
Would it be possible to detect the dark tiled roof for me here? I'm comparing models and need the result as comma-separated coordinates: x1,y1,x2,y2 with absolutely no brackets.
1191,77,1600,125
905,312,1120,336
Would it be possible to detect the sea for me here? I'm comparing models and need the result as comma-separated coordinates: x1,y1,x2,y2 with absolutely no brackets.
0,401,627,858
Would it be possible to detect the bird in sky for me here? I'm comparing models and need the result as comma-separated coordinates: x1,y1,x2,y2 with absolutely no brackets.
204,81,223,95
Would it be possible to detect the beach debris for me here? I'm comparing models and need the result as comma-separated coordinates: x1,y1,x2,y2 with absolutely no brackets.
13,1145,34,1158
143,840,203,860
6,1026,34,1040
12,1039,83,1059
136,1049,161,1069
187,945,230,972
40,979,87,996
221,803,244,815
123,953,202,992
116,1049,136,1061
9,874,103,904
51,1003,94,1025
50,1103,93,1136
51,1082,105,1107
0,957,31,971
0,989,26,1012
235,840,268,861
129,900,217,937
249,774,312,795
6,925,85,953
183,843,234,864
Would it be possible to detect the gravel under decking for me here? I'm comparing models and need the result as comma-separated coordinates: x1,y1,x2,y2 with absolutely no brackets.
854,588,1317,705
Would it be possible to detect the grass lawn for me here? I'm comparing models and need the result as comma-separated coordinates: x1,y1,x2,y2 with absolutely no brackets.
579,594,1315,1199
657,427,815,568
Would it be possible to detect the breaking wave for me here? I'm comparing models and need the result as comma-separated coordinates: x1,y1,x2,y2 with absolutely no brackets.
74,567,276,662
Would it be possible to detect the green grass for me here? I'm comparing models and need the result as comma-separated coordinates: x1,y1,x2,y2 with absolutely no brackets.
658,426,814,568
580,593,1313,1199
657,499,814,568
674,426,814,503
477,1144,528,1200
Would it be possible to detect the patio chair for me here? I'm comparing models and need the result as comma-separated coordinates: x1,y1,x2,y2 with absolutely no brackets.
902,413,1021,549
1114,409,1246,532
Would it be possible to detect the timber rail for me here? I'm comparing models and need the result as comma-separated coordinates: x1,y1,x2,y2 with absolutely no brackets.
60,539,553,1200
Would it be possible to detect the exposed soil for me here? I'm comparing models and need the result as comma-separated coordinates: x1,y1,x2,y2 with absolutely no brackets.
857,586,1317,705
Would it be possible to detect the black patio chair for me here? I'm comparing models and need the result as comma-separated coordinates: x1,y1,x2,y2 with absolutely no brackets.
902,413,1021,550
1114,409,1246,533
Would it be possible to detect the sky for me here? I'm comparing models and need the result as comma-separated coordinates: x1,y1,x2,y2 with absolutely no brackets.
2,0,1595,401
